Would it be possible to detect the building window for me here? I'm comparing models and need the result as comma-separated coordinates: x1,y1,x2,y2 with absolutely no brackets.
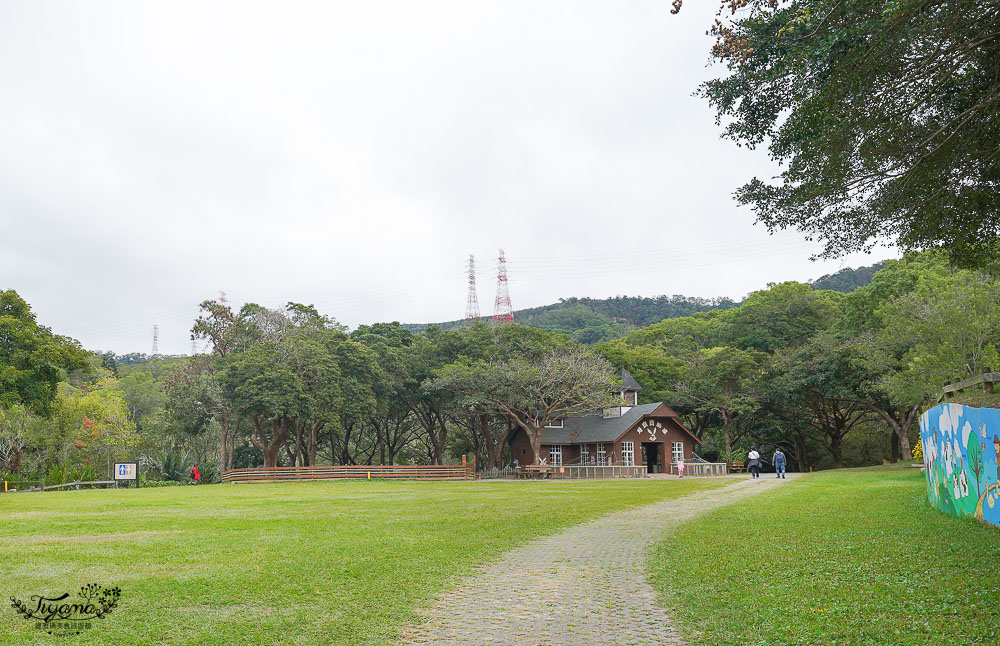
550,445,563,466
545,418,564,428
581,445,590,464
521,448,526,455
672,442,684,465
597,444,607,466
621,441,634,466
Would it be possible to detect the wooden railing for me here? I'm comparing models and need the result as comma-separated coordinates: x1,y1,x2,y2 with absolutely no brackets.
671,462,728,476
520,465,648,479
4,479,126,493
480,465,517,479
221,465,470,483
942,371,1000,397
43,479,118,490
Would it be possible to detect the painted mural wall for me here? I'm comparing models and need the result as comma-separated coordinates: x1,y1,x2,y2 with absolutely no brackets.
919,403,1000,528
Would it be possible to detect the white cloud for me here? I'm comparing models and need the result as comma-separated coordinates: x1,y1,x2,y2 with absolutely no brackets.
0,0,892,354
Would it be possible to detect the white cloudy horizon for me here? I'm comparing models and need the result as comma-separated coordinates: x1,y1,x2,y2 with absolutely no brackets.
0,1,891,355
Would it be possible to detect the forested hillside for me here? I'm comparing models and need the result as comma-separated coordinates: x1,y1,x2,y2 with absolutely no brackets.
5,255,977,485
809,261,886,292
404,262,885,343
402,295,738,343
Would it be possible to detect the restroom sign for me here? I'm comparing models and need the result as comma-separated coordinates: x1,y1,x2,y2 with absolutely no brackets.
114,463,137,481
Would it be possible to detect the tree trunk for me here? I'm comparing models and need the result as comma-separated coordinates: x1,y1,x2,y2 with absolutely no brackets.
794,431,808,472
829,429,844,468
480,413,509,469
528,426,543,465
373,418,386,466
431,411,448,465
721,408,732,452
227,417,239,471
220,418,230,474
339,423,355,465
293,421,303,466
899,406,917,459
253,415,293,468
865,402,918,461
308,421,321,467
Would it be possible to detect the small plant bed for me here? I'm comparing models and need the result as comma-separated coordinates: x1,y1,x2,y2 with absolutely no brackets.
648,464,1000,645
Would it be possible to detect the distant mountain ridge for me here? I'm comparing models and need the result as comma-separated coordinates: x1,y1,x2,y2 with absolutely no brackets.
401,261,886,344
808,261,887,292
401,295,738,343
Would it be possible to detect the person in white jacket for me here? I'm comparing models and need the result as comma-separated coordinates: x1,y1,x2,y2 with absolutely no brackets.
747,448,762,479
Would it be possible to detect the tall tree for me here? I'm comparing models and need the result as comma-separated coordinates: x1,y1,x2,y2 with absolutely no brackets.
672,346,766,451
718,282,840,353
432,349,621,465
686,0,1000,266
219,342,312,468
191,298,253,470
878,269,1000,398
767,333,875,467
0,290,90,414
0,405,31,473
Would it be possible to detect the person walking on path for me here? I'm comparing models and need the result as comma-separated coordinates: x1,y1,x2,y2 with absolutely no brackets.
773,448,787,479
747,447,762,479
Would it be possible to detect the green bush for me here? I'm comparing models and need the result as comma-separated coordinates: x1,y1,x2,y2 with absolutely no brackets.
196,461,221,484
0,471,40,484
137,475,184,487
45,464,100,486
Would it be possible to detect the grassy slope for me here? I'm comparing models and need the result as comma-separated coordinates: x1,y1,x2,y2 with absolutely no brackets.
648,465,1000,646
1,478,724,645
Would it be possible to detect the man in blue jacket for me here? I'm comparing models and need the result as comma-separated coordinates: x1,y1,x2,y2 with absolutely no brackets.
772,449,787,479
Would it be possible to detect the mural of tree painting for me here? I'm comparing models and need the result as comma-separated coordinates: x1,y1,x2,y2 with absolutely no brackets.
968,434,984,499
920,403,1000,528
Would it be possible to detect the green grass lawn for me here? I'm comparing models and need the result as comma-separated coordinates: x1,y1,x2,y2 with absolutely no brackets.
648,465,1000,646
1,477,725,645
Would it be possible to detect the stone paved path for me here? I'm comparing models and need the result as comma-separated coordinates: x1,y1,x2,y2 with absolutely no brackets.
402,474,799,646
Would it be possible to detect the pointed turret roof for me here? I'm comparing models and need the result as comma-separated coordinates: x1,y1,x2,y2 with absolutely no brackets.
620,368,642,392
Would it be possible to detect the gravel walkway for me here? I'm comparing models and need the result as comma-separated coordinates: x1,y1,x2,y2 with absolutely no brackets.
402,474,798,646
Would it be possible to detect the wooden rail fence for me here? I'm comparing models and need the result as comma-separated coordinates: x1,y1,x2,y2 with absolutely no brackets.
221,465,471,483
519,465,648,479
670,462,729,476
43,479,118,490
942,371,1000,397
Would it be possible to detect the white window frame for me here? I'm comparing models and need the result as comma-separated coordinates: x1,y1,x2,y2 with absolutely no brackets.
672,442,684,465
581,445,590,464
597,444,607,466
549,445,563,466
545,418,564,428
621,441,634,467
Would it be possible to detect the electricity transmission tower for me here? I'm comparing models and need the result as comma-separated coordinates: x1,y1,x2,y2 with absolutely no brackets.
464,255,480,324
493,249,513,323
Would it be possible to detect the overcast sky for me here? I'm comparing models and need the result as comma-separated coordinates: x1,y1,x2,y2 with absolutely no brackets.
0,1,889,355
